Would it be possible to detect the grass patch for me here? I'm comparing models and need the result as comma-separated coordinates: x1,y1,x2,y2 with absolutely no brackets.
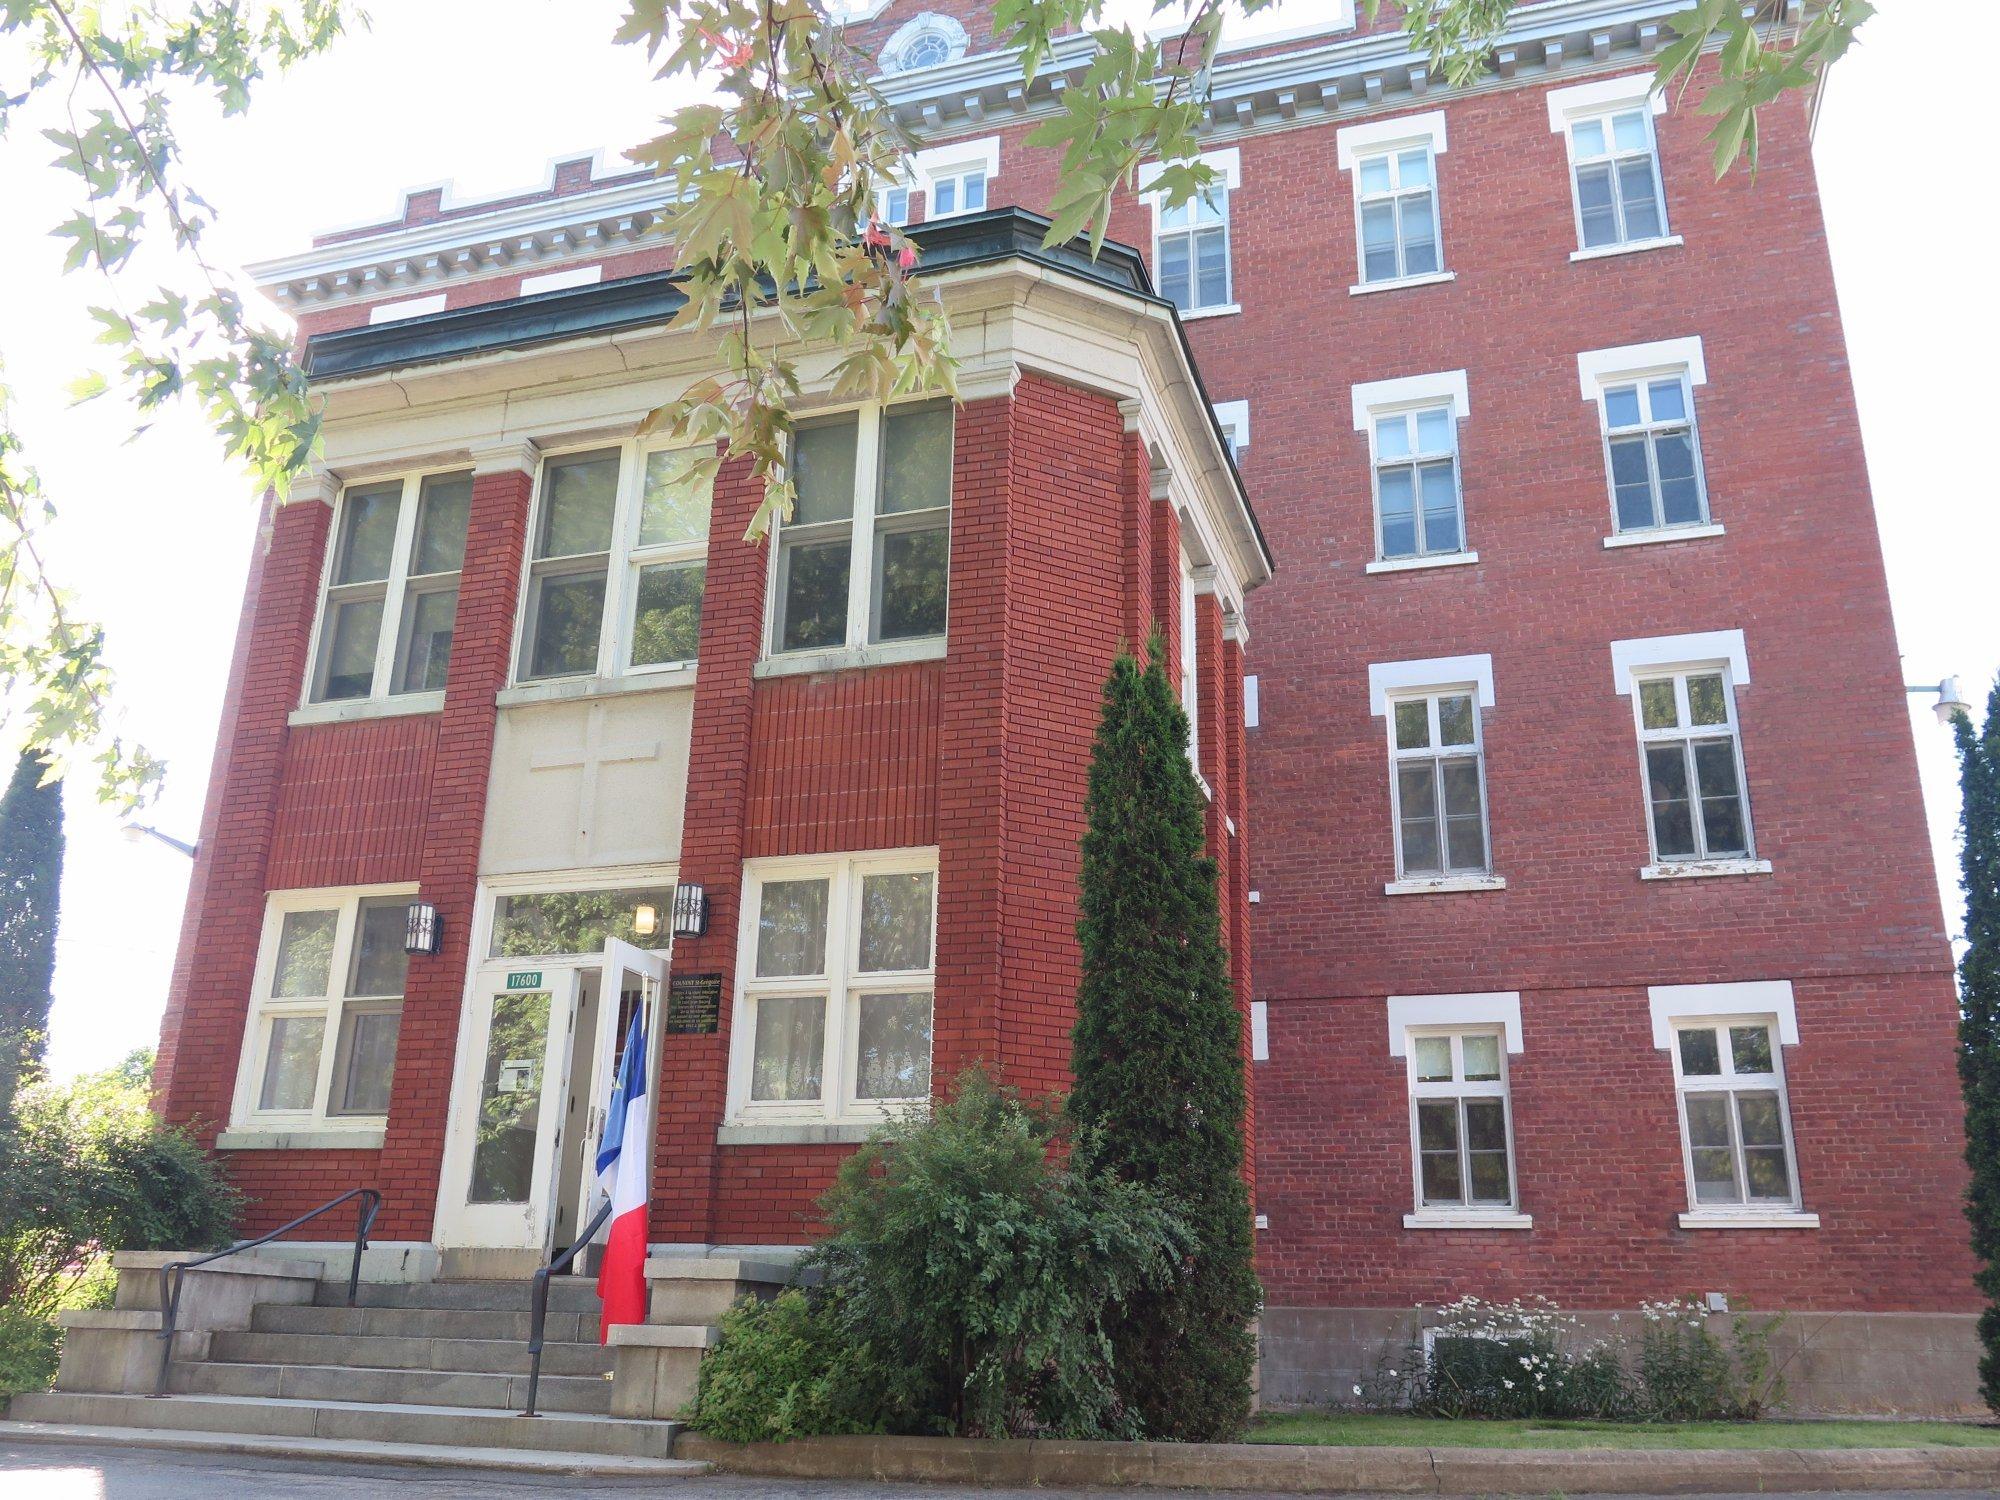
1247,1411,2000,1450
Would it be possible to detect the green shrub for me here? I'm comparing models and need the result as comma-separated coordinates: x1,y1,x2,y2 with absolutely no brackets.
687,1289,884,1443
812,1069,1189,1439
0,1050,239,1318
0,1305,60,1400
1633,1298,1784,1420
689,1069,1189,1443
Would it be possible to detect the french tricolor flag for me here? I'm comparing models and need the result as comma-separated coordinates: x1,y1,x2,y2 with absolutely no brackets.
594,1009,650,1341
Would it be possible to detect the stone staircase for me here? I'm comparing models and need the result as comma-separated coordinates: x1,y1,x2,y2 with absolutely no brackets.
5,1264,708,1475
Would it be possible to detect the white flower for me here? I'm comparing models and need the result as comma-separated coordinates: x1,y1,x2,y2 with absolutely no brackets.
1502,1379,1514,1390
1353,1385,1363,1397
1388,1369,1398,1378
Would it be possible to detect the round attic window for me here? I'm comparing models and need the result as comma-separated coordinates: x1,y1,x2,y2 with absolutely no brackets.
882,13,968,72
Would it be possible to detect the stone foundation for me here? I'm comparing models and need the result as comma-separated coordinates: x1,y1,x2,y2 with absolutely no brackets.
1258,1305,1983,1418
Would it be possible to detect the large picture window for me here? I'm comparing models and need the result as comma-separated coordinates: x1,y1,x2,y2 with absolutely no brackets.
517,442,711,684
309,471,472,704
728,851,938,1124
235,888,414,1128
770,403,951,659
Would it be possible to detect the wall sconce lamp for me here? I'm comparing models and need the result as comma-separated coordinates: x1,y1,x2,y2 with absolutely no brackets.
672,883,709,937
405,900,442,956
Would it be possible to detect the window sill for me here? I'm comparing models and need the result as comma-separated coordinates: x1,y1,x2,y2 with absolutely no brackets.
1405,1211,1533,1231
1365,551,1479,576
1603,523,1725,550
1570,235,1684,263
1385,875,1507,896
215,1127,386,1151
497,669,695,708
717,1121,890,1146
755,637,946,679
289,693,444,728
1349,270,1457,297
1177,302,1243,322
1640,858,1772,881
1678,1210,1819,1231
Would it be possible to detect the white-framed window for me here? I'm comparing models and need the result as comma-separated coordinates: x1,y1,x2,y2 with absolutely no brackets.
1211,399,1250,460
1369,404,1464,561
1580,340,1712,539
901,137,1000,227
233,886,415,1128
769,401,952,659
727,849,938,1123
1141,147,1240,316
1356,144,1441,285
308,470,473,703
1387,688,1490,879
1668,1014,1801,1214
878,182,912,226
1337,112,1448,290
1601,372,1706,534
1158,187,1231,313
1178,548,1201,767
515,441,712,684
1546,77,1671,253
880,12,969,73
926,164,987,218
1631,666,1753,865
1406,1027,1517,1214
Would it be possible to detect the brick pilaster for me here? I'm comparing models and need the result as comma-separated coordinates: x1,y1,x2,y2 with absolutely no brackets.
374,450,533,1240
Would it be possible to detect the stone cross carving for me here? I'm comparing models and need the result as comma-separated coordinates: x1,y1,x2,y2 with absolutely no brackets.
528,703,661,864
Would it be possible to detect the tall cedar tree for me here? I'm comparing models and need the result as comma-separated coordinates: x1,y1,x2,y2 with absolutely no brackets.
1957,678,2000,1410
1070,642,1261,1440
0,753,64,1116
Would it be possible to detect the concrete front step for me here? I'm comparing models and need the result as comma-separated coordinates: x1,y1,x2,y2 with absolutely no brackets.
323,1277,601,1314
0,1420,708,1478
210,1328,614,1379
9,1390,683,1460
252,1302,592,1343
176,1359,614,1415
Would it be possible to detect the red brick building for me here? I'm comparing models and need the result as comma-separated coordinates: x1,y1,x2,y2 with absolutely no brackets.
154,0,1977,1412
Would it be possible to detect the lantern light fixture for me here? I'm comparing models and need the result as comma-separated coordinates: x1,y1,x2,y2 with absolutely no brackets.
672,883,709,937
405,900,441,956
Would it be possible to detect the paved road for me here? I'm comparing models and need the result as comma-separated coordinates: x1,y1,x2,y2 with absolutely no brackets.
6,1441,1999,1500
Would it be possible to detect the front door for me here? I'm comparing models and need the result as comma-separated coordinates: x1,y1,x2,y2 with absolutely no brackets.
551,938,667,1264
436,965,580,1251
436,942,666,1256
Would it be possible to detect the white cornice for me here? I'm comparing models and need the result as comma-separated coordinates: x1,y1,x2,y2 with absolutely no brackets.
251,0,1701,311
246,175,677,309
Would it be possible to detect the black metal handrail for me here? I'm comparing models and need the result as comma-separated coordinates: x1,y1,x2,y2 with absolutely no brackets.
152,1186,381,1398
521,1198,613,1417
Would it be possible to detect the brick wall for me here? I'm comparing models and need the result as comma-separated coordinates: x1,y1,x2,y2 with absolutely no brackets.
865,48,1972,1312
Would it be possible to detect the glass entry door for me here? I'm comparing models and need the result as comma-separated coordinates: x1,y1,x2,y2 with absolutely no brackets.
436,967,581,1251
437,939,666,1256
553,938,666,1263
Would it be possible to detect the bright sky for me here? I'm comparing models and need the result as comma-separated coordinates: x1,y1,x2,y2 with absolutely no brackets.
4,1,1992,1081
